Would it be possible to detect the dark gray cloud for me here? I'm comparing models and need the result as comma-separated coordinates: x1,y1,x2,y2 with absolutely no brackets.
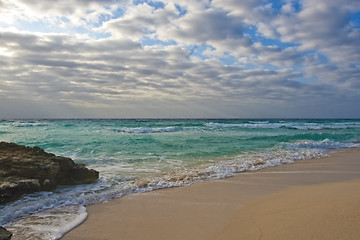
169,9,246,43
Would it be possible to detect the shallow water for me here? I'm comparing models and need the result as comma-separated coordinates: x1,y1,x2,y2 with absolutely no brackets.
1,119,359,239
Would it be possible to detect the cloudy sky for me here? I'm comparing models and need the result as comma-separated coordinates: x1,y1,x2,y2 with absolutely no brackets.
0,0,359,118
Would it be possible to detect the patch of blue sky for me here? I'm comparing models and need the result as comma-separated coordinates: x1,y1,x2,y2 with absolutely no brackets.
265,0,283,10
82,7,125,29
291,0,302,13
60,16,70,23
236,61,259,70
204,0,212,10
111,6,126,19
260,37,299,49
218,53,237,66
140,36,177,47
244,26,299,49
87,13,113,28
8,19,65,34
301,50,329,64
349,12,360,28
2,16,110,39
89,31,112,39
258,63,280,71
175,4,187,17
265,0,301,13
187,45,239,66
68,25,110,39
0,22,10,29
185,44,210,60
133,0,165,9
313,52,329,63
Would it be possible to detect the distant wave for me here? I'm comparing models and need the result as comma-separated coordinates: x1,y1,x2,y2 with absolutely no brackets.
12,122,49,127
112,126,179,133
205,121,360,130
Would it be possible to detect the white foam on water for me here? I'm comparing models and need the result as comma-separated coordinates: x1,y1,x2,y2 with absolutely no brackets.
113,126,179,133
286,138,359,149
205,121,360,130
5,205,87,240
11,122,49,127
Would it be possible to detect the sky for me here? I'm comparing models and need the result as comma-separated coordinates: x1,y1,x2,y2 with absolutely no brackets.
0,0,359,119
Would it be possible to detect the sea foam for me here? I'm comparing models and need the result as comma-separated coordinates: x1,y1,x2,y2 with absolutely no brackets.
5,205,87,240
11,122,49,127
116,126,178,133
205,121,359,130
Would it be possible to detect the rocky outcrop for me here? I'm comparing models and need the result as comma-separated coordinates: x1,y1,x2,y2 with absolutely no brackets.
0,142,99,204
0,226,12,240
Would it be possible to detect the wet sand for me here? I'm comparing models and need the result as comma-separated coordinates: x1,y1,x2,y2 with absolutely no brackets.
63,148,360,240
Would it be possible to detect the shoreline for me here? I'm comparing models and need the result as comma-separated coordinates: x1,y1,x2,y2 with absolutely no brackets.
63,147,360,240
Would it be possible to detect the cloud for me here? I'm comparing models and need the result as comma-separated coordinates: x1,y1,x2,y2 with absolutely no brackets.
0,0,128,26
257,0,360,63
163,9,245,43
211,0,263,19
0,0,359,118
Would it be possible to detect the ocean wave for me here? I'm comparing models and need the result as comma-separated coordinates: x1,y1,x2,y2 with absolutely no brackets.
112,126,179,133
286,138,359,150
205,121,360,130
12,122,49,127
248,120,270,124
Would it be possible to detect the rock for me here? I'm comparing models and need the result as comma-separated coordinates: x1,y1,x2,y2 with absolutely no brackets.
0,142,99,204
0,226,12,240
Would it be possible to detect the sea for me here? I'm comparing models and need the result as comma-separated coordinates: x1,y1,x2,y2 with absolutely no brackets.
0,119,359,239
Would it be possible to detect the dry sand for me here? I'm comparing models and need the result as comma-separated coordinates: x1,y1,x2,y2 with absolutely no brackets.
62,148,360,240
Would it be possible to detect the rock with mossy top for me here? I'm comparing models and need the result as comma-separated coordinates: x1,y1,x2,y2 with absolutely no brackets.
0,142,99,204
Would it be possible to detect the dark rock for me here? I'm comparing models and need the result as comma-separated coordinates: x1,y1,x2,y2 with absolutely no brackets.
0,226,12,240
0,142,99,204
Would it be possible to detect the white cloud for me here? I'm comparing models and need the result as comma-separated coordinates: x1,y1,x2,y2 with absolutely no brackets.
0,0,129,29
258,0,360,62
0,0,359,118
211,0,263,19
100,3,177,40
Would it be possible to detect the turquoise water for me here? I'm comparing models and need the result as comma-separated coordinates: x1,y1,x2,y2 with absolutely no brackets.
1,119,360,239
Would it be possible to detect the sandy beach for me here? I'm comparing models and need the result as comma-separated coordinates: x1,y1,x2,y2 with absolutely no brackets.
62,148,360,240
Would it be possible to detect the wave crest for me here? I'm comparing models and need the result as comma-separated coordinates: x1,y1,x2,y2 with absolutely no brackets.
205,121,360,130
12,122,49,127
112,126,179,133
